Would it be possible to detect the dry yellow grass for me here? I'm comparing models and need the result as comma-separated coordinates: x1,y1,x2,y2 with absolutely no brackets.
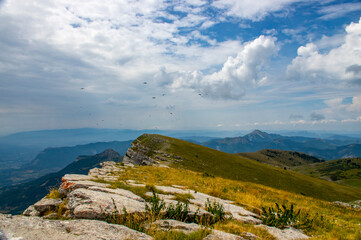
110,165,361,240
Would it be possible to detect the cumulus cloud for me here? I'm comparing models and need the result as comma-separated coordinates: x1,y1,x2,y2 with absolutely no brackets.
287,18,361,84
159,35,278,100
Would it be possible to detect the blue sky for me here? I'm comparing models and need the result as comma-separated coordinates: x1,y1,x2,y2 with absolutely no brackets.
0,0,361,135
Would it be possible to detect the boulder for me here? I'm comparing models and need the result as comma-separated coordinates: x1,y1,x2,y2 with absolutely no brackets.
257,225,309,240
0,214,152,240
67,188,146,219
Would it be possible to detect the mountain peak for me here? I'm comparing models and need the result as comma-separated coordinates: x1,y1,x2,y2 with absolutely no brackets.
248,129,268,137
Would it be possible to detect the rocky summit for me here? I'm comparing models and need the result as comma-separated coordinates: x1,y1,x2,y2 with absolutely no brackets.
0,160,311,240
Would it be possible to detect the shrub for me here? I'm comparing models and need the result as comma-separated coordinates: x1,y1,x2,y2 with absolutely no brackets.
261,203,316,230
164,202,190,222
205,198,227,222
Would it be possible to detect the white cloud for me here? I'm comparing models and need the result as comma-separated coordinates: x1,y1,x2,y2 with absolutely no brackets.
315,95,361,121
160,35,278,100
341,116,361,123
319,2,361,20
287,18,361,84
212,0,303,21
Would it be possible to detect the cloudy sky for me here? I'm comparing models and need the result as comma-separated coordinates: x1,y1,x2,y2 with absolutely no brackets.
0,0,361,135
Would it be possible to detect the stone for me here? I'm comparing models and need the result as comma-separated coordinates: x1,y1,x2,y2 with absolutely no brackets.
59,178,110,195
23,205,40,217
0,214,152,240
32,197,63,214
67,188,146,219
257,225,309,240
152,219,203,233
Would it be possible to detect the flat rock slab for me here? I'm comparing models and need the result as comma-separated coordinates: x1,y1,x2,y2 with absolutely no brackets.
0,214,152,240
152,220,254,240
257,225,309,240
68,188,146,219
153,219,203,233
203,230,246,240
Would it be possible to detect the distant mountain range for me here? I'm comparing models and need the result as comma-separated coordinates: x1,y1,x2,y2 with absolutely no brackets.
0,141,131,186
0,149,122,215
202,130,361,160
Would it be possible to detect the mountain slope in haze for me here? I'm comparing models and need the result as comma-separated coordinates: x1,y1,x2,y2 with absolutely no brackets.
202,130,361,160
237,149,324,168
0,140,131,186
0,149,122,215
124,134,361,202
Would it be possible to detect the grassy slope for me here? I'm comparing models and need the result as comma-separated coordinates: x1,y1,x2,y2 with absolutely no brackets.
136,134,361,202
236,149,324,168
114,165,361,240
293,158,361,188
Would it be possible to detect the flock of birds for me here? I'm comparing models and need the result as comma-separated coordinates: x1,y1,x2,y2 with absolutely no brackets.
78,80,207,126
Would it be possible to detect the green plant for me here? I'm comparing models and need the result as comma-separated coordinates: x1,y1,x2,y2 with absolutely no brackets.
261,203,315,230
205,199,227,222
164,202,190,222
145,191,166,218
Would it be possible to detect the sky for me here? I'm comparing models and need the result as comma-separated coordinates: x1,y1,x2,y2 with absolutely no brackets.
0,0,361,135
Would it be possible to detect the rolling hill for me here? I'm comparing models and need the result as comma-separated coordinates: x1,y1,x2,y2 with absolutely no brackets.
237,149,324,168
124,134,361,202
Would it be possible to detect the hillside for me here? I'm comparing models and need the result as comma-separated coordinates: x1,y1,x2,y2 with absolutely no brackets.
0,149,122,214
237,149,324,168
123,134,361,202
237,149,361,189
293,158,361,188
202,130,361,160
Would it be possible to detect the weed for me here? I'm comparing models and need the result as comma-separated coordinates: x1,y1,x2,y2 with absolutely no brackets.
145,191,166,218
46,188,62,199
164,202,190,222
205,199,228,222
261,203,317,230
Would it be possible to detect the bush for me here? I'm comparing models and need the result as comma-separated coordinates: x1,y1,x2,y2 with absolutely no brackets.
261,203,315,230
205,198,228,222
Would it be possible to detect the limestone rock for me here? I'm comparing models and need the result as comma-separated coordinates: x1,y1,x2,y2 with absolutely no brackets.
123,140,157,166
23,205,40,217
67,188,146,219
257,225,309,240
0,214,152,240
153,219,203,233
33,197,63,214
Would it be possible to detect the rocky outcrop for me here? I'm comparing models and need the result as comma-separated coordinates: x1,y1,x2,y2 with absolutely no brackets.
0,214,152,240
122,138,158,165
18,160,309,240
122,134,183,166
